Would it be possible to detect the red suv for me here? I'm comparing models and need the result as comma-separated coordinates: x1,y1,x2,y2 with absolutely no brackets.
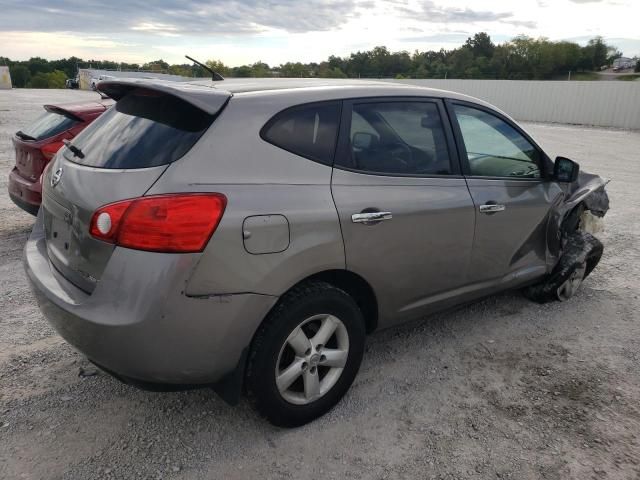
8,100,113,215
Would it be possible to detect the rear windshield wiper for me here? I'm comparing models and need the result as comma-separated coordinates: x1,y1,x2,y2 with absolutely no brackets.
16,130,37,141
62,139,85,159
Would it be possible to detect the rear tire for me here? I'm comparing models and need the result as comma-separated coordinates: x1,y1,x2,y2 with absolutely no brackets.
525,231,603,303
246,281,365,427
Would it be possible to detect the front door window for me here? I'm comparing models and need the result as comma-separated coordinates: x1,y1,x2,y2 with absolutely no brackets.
454,105,541,179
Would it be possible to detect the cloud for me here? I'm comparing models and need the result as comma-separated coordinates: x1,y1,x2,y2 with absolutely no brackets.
0,31,145,62
0,0,365,35
391,1,536,29
503,19,537,29
396,1,512,23
398,33,471,43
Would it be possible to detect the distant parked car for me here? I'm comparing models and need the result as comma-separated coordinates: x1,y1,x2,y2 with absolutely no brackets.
65,77,79,89
25,79,609,427
90,75,115,91
8,99,113,215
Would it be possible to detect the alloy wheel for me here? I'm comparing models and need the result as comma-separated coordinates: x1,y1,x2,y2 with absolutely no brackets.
275,314,350,405
556,262,587,301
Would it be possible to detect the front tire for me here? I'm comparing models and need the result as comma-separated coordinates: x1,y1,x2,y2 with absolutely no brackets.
246,281,365,427
525,231,603,303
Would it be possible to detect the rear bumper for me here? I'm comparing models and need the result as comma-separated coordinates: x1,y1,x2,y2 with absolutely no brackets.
24,212,278,385
8,167,41,215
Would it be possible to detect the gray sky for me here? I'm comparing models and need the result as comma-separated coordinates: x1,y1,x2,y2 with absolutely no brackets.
0,0,638,65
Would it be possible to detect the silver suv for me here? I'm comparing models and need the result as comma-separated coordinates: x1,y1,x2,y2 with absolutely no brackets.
24,79,609,426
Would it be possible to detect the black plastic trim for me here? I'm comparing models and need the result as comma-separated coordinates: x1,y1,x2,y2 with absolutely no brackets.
9,192,40,216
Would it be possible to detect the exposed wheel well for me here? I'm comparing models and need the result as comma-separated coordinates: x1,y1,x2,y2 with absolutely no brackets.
561,202,585,237
287,270,378,333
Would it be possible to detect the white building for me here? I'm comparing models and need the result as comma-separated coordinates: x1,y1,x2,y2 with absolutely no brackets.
613,57,636,70
0,66,12,89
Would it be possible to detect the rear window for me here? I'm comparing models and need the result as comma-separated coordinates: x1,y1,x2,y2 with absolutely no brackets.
19,111,79,141
63,90,215,169
261,102,341,165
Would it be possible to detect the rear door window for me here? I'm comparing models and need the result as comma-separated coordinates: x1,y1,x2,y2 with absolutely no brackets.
19,111,79,141
63,89,215,169
338,101,453,176
261,102,341,165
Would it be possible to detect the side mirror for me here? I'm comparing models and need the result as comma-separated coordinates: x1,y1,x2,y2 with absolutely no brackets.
553,156,580,183
352,132,377,150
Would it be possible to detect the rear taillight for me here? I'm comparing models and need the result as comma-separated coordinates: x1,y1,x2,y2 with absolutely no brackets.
41,141,64,160
89,193,227,253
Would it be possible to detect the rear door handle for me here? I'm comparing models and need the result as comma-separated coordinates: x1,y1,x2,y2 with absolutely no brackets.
351,211,393,224
479,204,506,214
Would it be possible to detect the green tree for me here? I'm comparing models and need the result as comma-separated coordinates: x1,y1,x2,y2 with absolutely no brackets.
232,65,253,77
28,70,66,88
168,64,192,77
279,62,309,77
326,67,347,78
142,59,169,72
205,59,230,77
10,65,31,87
120,62,141,71
26,57,51,76
249,62,270,77
29,73,49,88
464,32,495,59
589,37,608,69
46,70,67,88
0,33,624,83
449,47,474,78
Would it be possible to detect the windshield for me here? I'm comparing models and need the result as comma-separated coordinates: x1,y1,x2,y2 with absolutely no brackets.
19,111,79,141
63,89,215,169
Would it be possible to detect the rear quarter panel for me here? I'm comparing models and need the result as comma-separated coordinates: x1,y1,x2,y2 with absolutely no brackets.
145,94,346,297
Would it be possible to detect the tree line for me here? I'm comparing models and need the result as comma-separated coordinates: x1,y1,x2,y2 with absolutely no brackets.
0,33,630,88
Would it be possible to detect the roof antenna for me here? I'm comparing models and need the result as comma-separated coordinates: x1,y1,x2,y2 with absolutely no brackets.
185,55,224,81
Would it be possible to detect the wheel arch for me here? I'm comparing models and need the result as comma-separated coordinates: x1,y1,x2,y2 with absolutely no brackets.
258,269,379,335
217,269,378,404
294,269,379,334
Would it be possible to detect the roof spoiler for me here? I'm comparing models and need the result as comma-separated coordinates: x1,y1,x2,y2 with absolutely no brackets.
96,79,231,115
43,105,83,122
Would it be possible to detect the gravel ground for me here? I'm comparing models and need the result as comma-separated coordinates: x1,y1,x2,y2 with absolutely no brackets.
1,89,639,480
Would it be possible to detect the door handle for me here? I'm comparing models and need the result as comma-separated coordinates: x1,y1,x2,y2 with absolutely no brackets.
479,204,506,214
351,211,393,224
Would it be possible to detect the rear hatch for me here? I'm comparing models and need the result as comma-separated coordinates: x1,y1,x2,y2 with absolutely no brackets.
13,107,83,181
41,81,230,293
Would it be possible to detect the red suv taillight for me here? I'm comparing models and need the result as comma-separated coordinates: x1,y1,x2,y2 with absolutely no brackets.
89,193,227,253
41,141,65,160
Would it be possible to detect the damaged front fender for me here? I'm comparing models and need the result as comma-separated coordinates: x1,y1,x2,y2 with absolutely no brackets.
547,170,610,260
564,171,610,217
